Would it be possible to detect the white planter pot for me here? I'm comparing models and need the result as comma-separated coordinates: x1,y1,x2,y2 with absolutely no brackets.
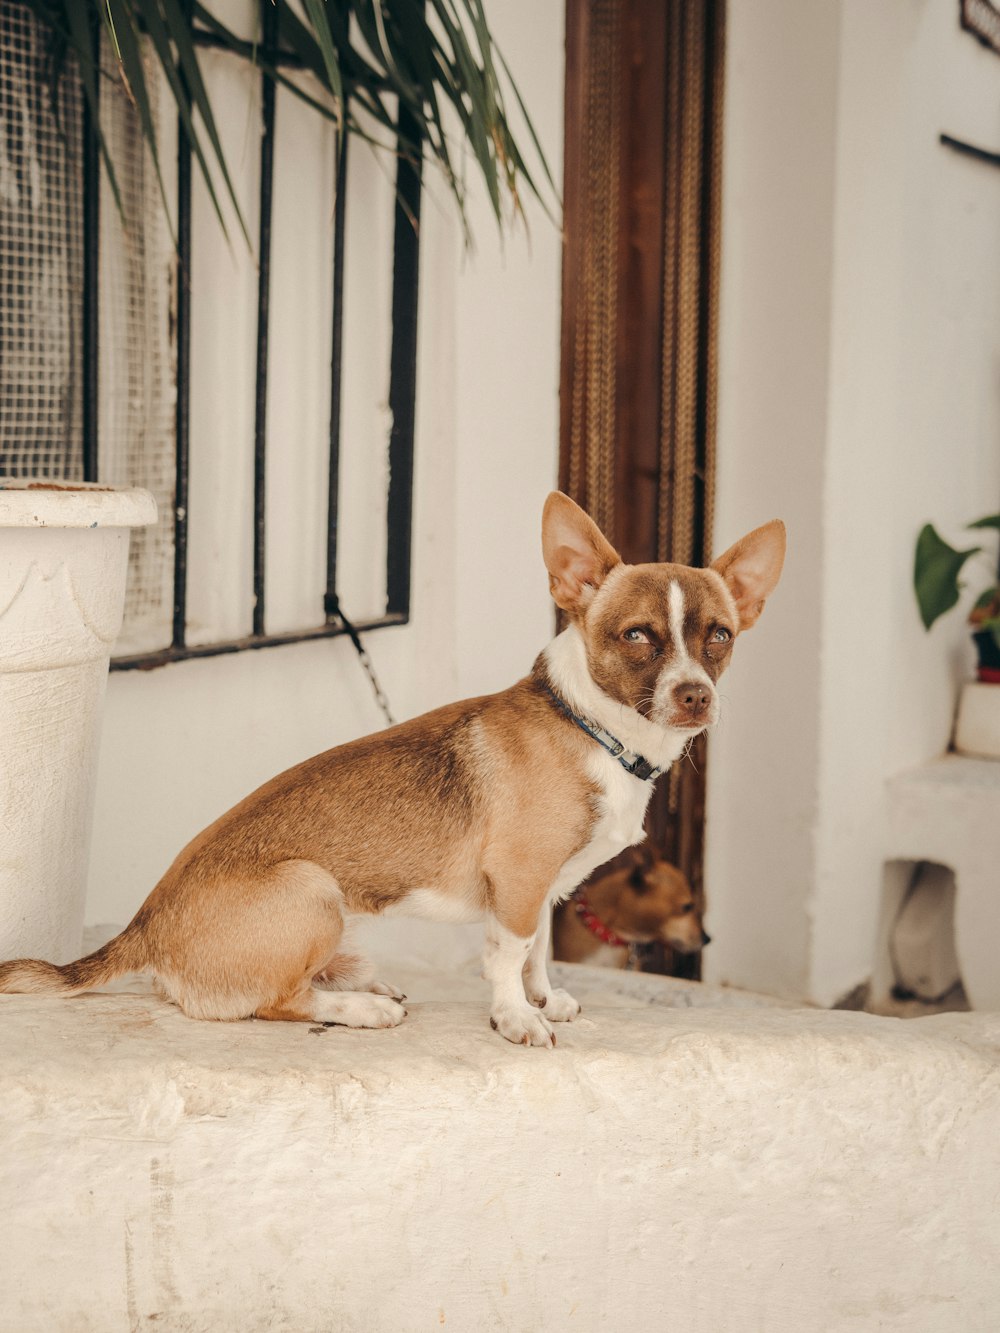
0,480,156,963
954,681,1000,760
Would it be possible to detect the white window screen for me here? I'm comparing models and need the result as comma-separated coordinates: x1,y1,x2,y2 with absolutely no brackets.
0,6,175,655
0,2,84,479
97,38,176,657
1,5,412,664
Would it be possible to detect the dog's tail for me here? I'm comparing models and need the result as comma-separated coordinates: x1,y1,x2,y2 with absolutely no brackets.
0,921,148,996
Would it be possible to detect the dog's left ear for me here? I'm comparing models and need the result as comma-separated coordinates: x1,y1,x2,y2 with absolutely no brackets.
711,520,786,631
628,843,655,893
542,493,621,615
628,864,651,894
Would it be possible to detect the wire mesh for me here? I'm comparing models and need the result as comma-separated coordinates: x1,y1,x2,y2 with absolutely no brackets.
97,36,176,656
0,9,176,652
0,3,84,480
0,10,416,669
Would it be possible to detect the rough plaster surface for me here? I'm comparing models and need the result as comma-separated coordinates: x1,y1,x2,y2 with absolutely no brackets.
707,0,1000,1008
2,961,999,1332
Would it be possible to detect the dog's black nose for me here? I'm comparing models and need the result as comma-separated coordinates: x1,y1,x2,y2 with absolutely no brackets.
673,681,712,714
701,929,712,946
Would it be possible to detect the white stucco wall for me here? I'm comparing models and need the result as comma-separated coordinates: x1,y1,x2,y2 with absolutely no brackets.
85,2,998,1010
86,1,563,928
706,0,1000,1005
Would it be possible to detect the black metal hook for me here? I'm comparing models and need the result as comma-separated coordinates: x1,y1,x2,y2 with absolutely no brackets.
939,133,1000,170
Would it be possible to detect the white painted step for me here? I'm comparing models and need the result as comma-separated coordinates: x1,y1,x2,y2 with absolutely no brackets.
3,960,999,1331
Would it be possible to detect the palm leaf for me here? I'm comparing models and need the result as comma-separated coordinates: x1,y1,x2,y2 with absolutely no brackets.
300,0,345,124
57,2,124,221
102,0,176,237
25,0,559,249
158,0,251,244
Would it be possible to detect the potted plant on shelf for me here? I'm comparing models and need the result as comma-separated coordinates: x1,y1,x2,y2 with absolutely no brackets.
914,514,1000,757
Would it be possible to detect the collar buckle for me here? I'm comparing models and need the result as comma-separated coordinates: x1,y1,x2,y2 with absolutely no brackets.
543,683,663,783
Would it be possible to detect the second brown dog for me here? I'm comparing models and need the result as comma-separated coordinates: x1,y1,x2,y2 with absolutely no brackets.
553,845,709,969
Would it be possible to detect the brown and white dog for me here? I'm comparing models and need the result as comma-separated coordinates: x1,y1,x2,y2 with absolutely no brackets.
552,845,708,969
0,493,784,1047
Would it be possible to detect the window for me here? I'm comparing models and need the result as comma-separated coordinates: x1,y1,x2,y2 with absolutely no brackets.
0,3,421,667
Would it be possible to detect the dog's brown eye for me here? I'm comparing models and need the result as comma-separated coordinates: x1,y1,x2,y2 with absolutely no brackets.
681,902,694,913
623,628,650,644
710,627,732,645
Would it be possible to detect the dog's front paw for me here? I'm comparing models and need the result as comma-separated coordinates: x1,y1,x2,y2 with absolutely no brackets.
541,988,581,1022
490,1004,556,1048
525,985,581,1021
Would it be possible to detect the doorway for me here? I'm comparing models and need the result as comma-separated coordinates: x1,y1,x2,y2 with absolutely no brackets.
559,0,726,975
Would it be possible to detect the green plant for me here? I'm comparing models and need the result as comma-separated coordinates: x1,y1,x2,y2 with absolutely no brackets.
25,0,557,245
914,515,1000,673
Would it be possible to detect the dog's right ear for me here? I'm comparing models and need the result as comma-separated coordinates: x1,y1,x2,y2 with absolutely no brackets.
542,493,621,615
711,519,786,631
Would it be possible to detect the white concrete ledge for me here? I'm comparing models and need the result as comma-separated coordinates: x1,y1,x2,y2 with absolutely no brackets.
883,755,1000,1009
2,965,999,1331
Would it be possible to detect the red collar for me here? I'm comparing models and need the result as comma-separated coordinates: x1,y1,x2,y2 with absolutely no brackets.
571,888,628,949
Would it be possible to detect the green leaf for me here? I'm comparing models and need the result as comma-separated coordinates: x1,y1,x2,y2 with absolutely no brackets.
159,0,251,246
26,0,558,249
495,43,557,203
431,0,501,222
104,0,175,239
914,524,981,631
968,514,1000,531
301,0,345,121
60,2,125,222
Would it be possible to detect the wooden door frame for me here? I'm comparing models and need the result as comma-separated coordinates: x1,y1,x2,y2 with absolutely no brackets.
559,0,726,975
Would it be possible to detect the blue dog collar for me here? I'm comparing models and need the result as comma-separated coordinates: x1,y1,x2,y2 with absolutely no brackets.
543,684,664,783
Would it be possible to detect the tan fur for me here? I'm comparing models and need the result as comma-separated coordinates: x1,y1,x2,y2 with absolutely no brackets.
1,681,598,1023
0,922,147,994
711,520,786,630
552,848,707,968
542,492,621,617
583,563,739,717
0,493,783,1042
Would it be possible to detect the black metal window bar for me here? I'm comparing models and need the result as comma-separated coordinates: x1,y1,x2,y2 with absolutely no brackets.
88,10,423,671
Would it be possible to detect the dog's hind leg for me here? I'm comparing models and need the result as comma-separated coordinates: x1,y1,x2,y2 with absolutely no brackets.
312,950,406,1002
241,862,407,1027
155,860,405,1027
256,986,406,1027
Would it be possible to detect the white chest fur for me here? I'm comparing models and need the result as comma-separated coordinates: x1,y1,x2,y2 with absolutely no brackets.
541,627,688,904
547,749,656,903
